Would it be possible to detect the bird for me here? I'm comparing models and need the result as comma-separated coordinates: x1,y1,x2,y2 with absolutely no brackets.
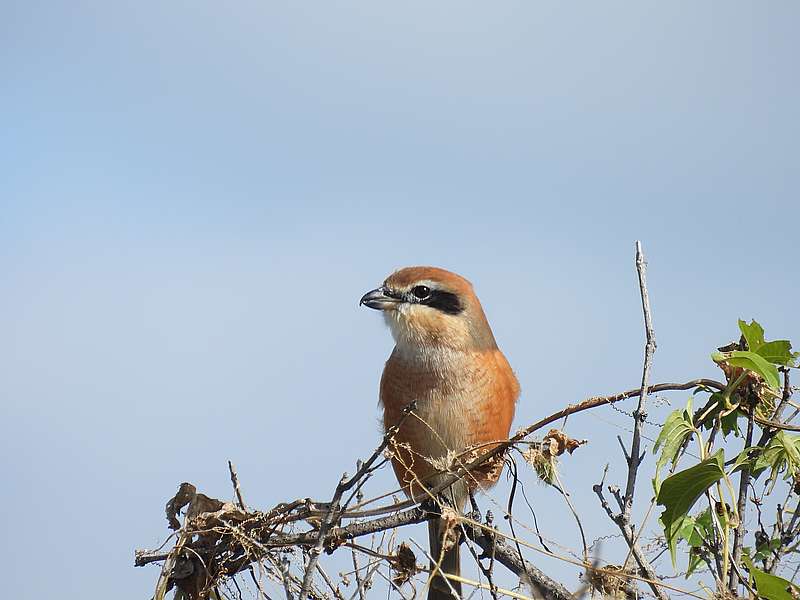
360,266,519,600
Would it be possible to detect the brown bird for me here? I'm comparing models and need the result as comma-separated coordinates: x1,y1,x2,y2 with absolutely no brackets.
360,266,519,600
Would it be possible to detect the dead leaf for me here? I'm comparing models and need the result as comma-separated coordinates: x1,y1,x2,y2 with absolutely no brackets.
541,429,587,457
166,483,197,530
390,542,418,586
192,502,247,529
186,494,226,523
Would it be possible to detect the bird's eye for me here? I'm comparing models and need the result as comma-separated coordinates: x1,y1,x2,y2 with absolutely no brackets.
411,285,431,299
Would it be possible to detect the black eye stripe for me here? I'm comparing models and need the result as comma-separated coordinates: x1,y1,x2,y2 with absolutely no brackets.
419,290,463,315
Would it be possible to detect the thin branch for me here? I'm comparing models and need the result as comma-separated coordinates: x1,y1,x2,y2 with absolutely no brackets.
298,472,347,599
729,410,755,592
134,506,432,568
461,519,575,600
552,468,588,564
277,556,296,600
623,240,656,519
586,243,666,600
350,548,366,600
229,460,247,511
316,563,345,600
298,402,418,599
592,477,668,600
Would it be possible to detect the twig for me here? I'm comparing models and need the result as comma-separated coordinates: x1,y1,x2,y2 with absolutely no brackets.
351,548,366,600
298,403,417,599
461,518,575,600
316,563,345,600
468,514,712,600
298,472,347,599
592,477,668,600
373,566,413,600
229,460,247,511
552,468,588,564
351,557,382,600
623,240,656,519
754,370,794,453
278,555,296,600
249,562,276,600
408,538,464,600
461,517,499,600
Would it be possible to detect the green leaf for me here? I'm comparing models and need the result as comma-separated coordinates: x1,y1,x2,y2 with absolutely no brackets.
674,508,715,577
724,350,781,390
686,548,705,578
721,409,742,438
739,319,766,351
756,340,798,367
751,432,800,490
675,515,698,545
744,556,798,600
730,447,760,473
652,399,695,492
736,318,797,368
677,509,711,548
776,431,800,472
754,538,782,562
657,450,726,566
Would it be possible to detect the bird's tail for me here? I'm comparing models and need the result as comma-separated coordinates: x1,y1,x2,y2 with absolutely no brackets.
427,517,461,600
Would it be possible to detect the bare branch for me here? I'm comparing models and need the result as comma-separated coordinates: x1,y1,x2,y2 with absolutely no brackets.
623,240,656,519
229,460,247,511
593,470,668,600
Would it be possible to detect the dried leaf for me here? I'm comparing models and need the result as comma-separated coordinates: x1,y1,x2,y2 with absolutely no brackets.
390,543,418,586
542,429,587,456
522,430,585,484
166,483,197,530
191,502,247,529
186,494,226,523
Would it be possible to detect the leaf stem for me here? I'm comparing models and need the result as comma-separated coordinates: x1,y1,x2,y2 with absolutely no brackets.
722,372,748,408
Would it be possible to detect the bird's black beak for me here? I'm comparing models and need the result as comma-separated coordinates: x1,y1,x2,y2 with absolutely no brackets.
359,286,401,311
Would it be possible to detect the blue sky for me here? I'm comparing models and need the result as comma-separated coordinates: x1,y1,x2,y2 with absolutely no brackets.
2,2,798,598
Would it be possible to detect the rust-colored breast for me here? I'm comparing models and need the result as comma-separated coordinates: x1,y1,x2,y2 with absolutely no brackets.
380,348,519,498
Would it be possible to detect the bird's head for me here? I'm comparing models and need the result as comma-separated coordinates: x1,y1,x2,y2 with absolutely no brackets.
360,266,497,352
